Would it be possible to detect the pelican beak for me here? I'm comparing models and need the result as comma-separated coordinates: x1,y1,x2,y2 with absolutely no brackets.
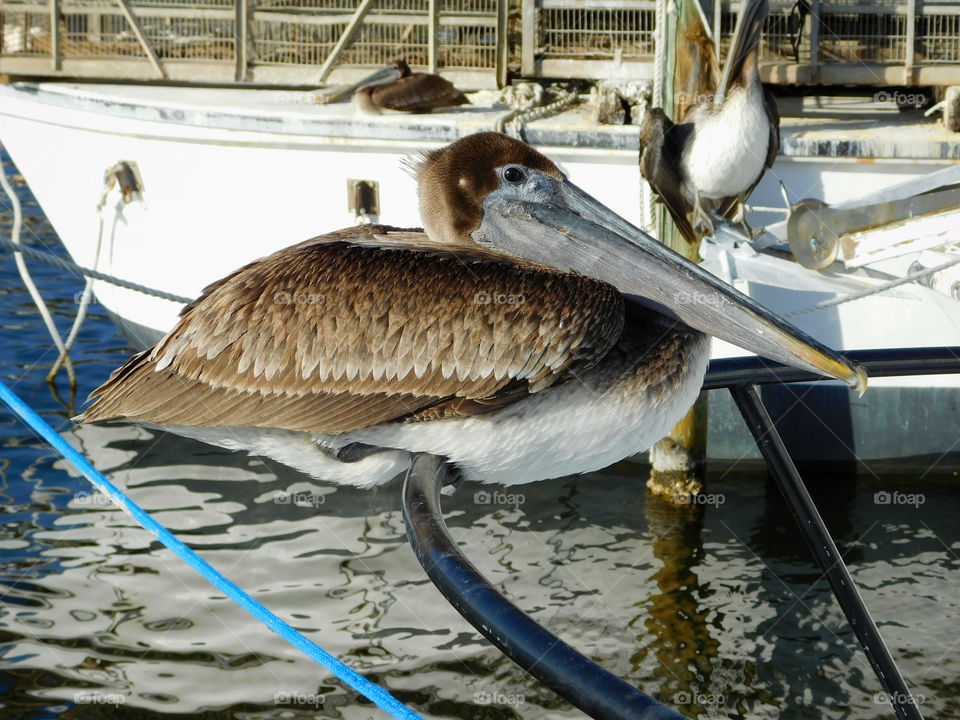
476,174,867,395
317,65,404,103
716,0,769,105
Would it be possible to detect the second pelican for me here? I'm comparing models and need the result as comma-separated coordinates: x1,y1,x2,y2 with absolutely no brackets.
641,0,779,241
318,60,468,114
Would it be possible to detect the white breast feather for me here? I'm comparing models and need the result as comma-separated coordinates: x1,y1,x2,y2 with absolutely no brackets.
682,86,769,200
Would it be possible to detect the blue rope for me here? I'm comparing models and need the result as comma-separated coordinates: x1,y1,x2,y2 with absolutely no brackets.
0,378,422,720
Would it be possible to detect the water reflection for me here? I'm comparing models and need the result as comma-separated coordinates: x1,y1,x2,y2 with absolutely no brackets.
0,419,957,718
639,498,719,717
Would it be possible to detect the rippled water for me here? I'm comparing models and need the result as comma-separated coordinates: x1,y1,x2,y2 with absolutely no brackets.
1,149,959,719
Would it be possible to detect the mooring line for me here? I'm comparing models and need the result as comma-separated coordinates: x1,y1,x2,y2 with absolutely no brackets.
0,378,422,720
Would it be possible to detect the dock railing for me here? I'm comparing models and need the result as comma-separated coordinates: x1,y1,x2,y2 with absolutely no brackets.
2,0,960,88
0,0,505,87
520,0,960,85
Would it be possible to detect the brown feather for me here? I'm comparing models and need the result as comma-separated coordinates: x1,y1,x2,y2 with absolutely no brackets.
639,108,698,245
367,74,468,113
82,227,624,435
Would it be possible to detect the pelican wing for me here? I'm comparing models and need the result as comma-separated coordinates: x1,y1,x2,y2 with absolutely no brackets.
82,226,623,434
763,86,781,170
370,74,467,112
639,108,698,244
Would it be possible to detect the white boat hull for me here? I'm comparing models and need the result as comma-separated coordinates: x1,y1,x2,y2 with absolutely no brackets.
2,82,959,470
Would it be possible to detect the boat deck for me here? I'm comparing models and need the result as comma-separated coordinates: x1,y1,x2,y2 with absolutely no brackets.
8,81,960,161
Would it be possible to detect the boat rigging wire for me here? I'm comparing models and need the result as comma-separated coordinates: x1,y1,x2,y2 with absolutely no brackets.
0,233,194,304
785,253,960,317
0,377,424,720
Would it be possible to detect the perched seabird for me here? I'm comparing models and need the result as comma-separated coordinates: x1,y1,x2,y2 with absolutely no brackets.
318,60,468,114
640,0,779,241
82,132,863,487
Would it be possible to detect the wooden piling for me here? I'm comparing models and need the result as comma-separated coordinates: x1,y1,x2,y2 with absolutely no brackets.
647,0,719,500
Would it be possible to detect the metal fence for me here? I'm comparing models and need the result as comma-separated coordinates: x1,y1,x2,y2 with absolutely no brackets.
521,0,657,81
521,0,960,85
743,0,960,85
2,0,960,87
0,0,505,87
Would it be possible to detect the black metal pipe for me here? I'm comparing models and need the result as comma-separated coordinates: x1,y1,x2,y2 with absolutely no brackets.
704,345,960,390
402,348,956,719
730,384,924,720
402,453,688,720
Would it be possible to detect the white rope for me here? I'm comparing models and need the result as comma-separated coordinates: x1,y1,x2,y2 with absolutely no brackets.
653,0,666,111
0,153,77,387
509,88,578,139
493,83,543,137
48,181,114,380
493,85,578,140
785,254,960,317
924,100,946,118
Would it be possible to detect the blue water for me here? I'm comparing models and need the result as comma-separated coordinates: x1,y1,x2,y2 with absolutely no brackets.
1,148,959,719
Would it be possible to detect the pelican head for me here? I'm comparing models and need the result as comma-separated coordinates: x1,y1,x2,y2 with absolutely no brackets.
417,132,866,393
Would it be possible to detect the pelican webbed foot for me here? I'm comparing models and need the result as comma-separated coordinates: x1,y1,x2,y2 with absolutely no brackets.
691,190,718,238
317,441,385,463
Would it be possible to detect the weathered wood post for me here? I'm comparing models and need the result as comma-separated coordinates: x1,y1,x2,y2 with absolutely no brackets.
647,0,719,500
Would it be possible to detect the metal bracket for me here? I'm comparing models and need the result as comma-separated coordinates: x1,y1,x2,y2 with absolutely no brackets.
104,160,145,205
347,179,379,223
786,188,960,270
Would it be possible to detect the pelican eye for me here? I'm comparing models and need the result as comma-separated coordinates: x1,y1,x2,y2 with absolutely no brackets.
502,166,526,184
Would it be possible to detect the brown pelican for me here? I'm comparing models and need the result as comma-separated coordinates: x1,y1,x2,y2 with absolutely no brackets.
640,0,779,242
318,60,468,114
81,132,863,487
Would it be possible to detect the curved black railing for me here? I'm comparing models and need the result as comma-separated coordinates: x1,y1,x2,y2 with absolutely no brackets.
403,346,960,720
